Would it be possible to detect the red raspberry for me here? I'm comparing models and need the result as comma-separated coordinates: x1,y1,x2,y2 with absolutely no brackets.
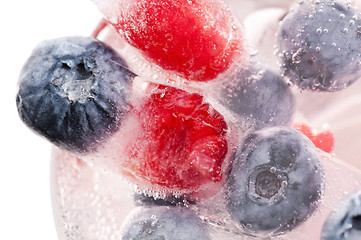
293,123,334,153
124,85,228,193
96,0,243,82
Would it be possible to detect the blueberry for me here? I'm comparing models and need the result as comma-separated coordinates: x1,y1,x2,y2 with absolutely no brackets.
120,206,211,240
321,189,361,240
219,63,295,130
134,192,195,207
277,0,361,91
16,36,134,153
226,127,324,234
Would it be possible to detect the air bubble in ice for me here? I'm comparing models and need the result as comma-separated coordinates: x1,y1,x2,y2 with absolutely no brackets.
292,52,302,64
316,28,323,34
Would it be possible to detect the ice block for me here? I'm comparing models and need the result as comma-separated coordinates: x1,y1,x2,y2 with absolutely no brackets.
14,0,361,239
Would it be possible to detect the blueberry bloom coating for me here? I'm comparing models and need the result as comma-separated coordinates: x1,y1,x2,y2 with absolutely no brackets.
120,206,211,240
16,36,134,153
220,64,295,130
278,0,361,91
226,127,324,234
321,189,361,240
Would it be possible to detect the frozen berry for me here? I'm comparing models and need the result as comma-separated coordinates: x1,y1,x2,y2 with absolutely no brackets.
277,0,361,91
219,63,295,130
16,36,134,153
226,127,324,234
294,123,334,153
134,192,195,207
321,189,361,240
93,0,244,81
123,85,228,194
120,206,211,240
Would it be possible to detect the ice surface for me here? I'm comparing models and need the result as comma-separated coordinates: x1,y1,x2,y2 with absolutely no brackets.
51,147,136,240
294,77,361,170
51,147,361,240
243,7,287,69
119,206,211,239
225,0,295,20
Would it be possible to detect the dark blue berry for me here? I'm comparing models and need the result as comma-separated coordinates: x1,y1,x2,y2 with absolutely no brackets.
321,189,361,240
120,206,211,240
219,63,295,130
16,36,135,153
134,192,195,207
226,127,324,234
277,0,361,91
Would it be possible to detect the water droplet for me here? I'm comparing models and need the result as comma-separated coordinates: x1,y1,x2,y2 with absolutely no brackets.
340,14,345,19
316,28,322,34
323,29,329,33
342,28,349,33
350,20,355,25
316,47,321,52
332,43,336,47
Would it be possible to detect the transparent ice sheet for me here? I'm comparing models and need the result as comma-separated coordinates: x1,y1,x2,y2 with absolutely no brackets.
50,0,361,239
51,147,361,240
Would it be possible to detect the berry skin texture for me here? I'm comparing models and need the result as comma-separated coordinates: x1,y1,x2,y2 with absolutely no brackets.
97,0,243,82
219,63,295,130
321,189,361,240
120,206,211,240
277,0,361,91
226,127,324,234
123,85,228,194
16,36,134,153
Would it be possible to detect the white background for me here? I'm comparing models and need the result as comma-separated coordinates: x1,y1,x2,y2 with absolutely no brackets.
1,0,101,238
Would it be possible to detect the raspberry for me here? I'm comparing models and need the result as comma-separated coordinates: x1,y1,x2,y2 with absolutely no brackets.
293,123,334,153
96,0,243,82
124,85,228,193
